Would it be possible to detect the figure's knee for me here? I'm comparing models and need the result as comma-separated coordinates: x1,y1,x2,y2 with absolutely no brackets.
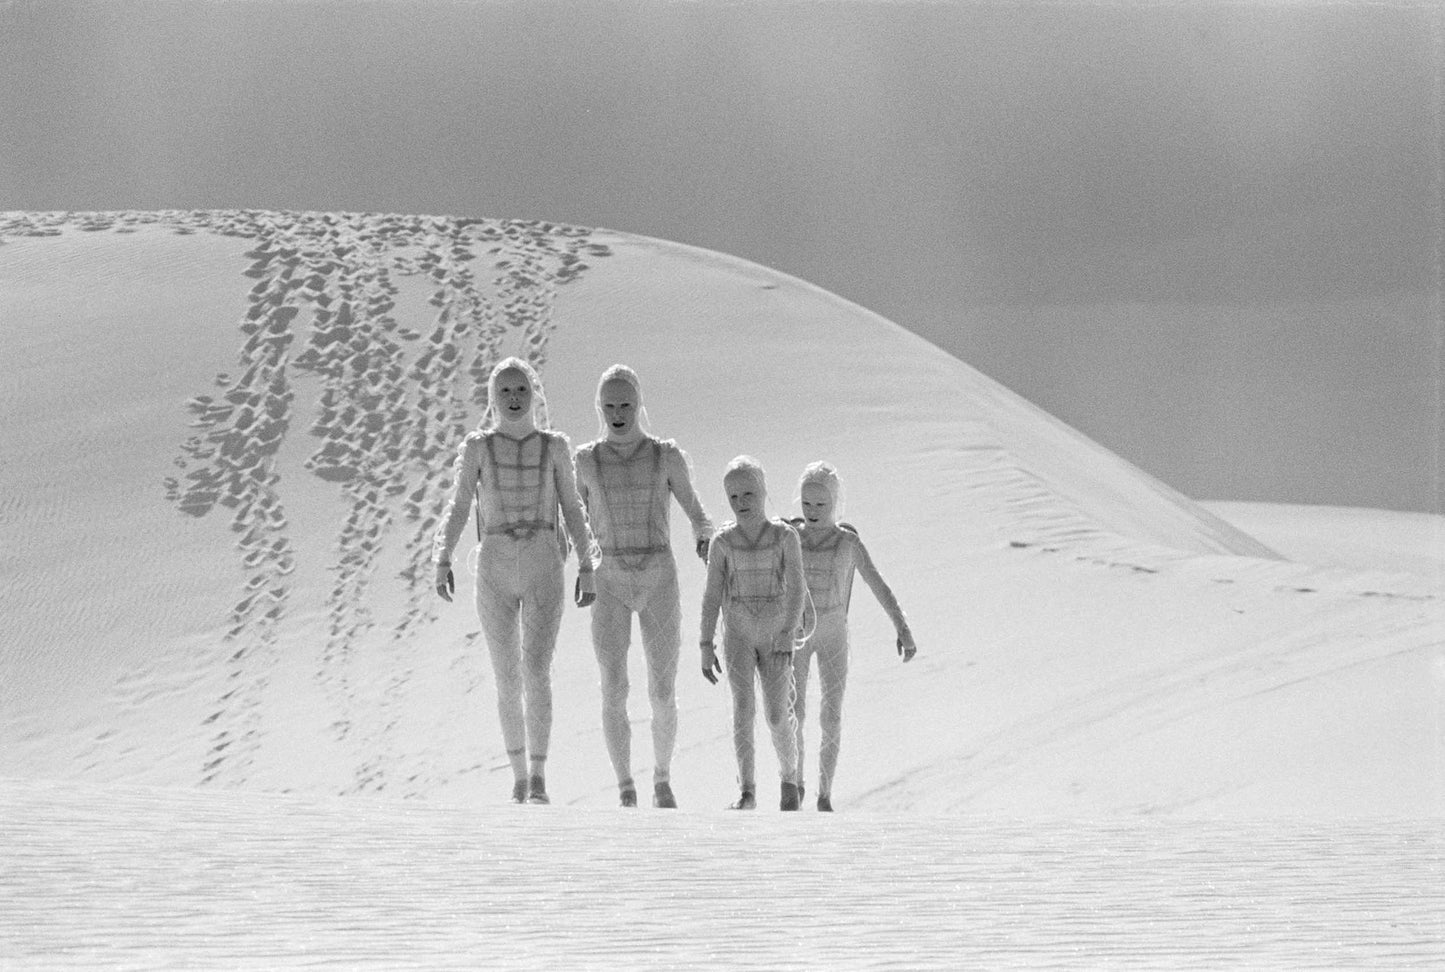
521,656,553,696
596,652,630,696
493,673,524,706
601,680,630,716
762,694,793,731
645,649,679,705
731,692,756,725
648,684,677,715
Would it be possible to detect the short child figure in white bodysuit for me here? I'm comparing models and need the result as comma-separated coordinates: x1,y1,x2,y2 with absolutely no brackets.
699,456,807,811
433,357,598,806
790,461,916,812
573,365,713,809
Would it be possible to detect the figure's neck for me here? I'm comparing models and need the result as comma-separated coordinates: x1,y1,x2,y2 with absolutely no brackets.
799,521,839,548
606,426,646,447
735,513,768,539
496,415,536,438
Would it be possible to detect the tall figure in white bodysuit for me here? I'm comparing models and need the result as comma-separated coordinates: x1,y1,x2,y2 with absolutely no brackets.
434,357,598,805
574,365,713,809
699,456,807,811
790,461,916,812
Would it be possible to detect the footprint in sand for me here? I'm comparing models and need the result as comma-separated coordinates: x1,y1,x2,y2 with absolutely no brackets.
71,210,613,789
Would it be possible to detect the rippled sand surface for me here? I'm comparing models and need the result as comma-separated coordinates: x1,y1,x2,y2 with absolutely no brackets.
4,779,1440,970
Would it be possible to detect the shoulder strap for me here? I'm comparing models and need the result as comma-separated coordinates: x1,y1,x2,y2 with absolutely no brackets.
474,432,492,542
537,432,552,524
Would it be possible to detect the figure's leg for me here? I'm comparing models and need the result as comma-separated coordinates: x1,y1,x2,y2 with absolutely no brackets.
723,636,758,794
756,646,800,787
815,627,851,802
590,587,635,795
637,567,681,793
518,544,565,800
476,559,527,795
790,644,816,794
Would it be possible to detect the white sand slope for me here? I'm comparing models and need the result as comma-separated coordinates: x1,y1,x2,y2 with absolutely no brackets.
3,776,1441,970
1,210,1441,824
1206,501,1445,580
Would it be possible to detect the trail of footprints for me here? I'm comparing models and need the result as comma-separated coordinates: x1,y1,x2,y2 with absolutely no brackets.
2,210,612,794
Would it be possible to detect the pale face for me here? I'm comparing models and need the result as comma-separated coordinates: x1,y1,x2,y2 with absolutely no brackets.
599,378,639,438
724,470,765,522
494,368,533,422
800,482,835,527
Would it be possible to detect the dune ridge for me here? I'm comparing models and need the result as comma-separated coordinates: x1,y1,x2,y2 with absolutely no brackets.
1,210,1440,820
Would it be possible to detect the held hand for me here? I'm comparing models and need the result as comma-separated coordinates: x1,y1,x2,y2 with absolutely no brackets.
695,536,711,563
701,642,721,684
575,571,596,608
435,564,455,602
897,632,917,662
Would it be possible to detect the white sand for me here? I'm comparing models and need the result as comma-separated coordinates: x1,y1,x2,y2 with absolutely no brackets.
4,776,1441,970
1,211,1441,967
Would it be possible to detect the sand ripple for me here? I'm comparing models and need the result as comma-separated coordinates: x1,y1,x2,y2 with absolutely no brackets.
2,779,1440,970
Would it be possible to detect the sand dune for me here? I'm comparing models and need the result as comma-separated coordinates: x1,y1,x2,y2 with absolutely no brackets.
2,209,1443,970
1,210,1440,819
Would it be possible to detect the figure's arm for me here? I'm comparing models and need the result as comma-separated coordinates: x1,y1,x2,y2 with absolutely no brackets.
699,536,728,645
553,435,598,572
664,443,714,551
777,525,806,650
698,539,727,684
433,435,481,569
573,444,594,516
853,537,916,658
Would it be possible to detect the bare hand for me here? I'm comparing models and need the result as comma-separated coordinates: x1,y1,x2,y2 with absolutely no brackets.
436,565,455,602
575,572,597,608
897,635,917,662
701,642,721,684
696,536,710,563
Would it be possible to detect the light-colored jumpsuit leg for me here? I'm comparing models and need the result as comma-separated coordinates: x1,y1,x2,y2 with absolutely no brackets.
590,584,634,787
756,645,800,783
809,612,850,797
476,533,564,779
636,563,681,784
791,641,817,789
723,634,759,788
724,611,799,787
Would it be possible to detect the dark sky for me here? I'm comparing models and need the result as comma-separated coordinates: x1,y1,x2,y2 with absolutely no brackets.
2,0,1439,511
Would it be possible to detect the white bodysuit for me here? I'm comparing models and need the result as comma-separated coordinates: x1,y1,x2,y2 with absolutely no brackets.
792,523,908,798
433,429,596,776
574,436,712,789
700,519,806,787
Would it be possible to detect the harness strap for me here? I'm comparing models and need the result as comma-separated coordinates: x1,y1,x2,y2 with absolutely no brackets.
601,544,670,556
594,438,664,570
475,431,556,540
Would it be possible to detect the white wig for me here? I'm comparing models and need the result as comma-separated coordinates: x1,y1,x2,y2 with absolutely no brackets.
796,460,846,519
594,363,652,437
481,355,551,430
724,454,768,495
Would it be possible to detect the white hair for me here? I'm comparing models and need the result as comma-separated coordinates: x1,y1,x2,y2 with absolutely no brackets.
481,355,550,430
594,363,652,437
724,455,768,495
796,460,846,519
